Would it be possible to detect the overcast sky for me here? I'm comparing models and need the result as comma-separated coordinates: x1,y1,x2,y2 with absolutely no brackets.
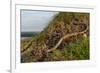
21,10,58,32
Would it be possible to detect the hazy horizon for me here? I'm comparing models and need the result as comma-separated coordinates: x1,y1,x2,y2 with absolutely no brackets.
21,10,59,32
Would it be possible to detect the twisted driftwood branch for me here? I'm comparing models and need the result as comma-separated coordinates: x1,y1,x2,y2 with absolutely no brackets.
47,23,88,52
21,21,88,55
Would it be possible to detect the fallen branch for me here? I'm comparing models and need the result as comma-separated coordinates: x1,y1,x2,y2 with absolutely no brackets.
47,23,88,52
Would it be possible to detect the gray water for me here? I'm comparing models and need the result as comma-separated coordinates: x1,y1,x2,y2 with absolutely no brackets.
21,37,33,40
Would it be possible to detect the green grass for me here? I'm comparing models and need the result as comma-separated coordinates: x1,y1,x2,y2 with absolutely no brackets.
66,36,90,60
45,36,89,61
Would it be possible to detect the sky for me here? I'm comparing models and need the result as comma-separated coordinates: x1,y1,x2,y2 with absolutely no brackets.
21,10,59,32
